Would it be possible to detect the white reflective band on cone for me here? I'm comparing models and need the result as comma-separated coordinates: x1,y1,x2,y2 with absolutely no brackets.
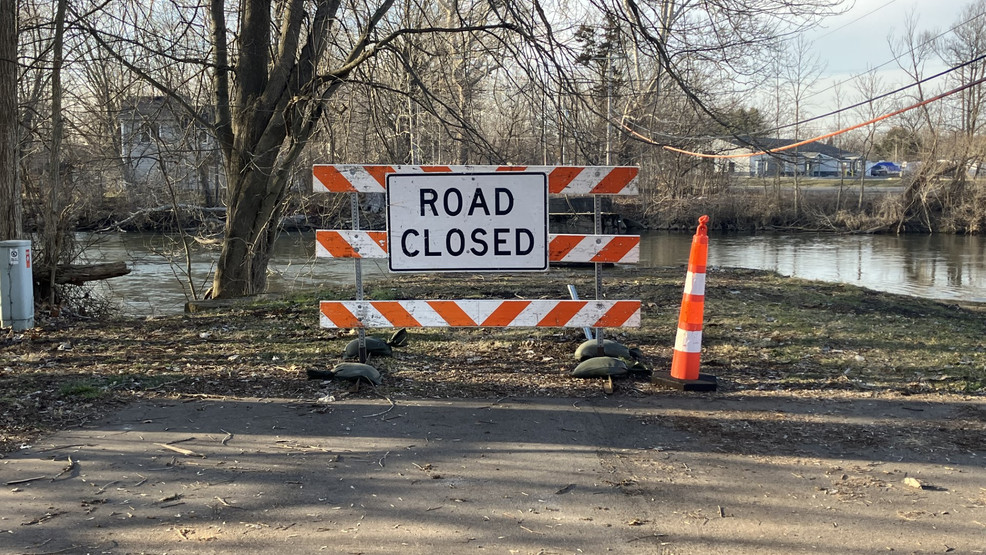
674,328,703,352
683,271,706,297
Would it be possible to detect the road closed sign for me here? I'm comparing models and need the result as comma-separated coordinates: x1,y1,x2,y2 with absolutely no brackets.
387,172,548,272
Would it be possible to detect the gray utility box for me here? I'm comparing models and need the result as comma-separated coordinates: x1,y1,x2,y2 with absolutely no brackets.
0,240,34,330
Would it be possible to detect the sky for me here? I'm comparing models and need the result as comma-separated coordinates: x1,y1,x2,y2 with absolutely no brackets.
800,0,974,115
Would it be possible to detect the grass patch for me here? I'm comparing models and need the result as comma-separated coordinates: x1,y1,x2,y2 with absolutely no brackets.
58,381,105,399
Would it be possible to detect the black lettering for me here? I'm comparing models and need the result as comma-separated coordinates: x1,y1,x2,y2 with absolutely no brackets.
420,189,438,216
515,228,535,255
494,188,514,215
494,228,510,255
401,229,419,257
444,188,463,216
469,229,488,256
446,228,465,255
423,229,441,256
468,188,490,216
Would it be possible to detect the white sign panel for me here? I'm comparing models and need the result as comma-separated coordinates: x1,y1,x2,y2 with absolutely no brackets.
387,172,548,272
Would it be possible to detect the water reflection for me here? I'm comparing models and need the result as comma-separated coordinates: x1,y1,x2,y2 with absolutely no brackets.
640,231,986,304
83,232,391,317
83,230,986,316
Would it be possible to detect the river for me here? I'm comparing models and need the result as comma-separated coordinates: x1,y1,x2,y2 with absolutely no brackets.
80,230,986,316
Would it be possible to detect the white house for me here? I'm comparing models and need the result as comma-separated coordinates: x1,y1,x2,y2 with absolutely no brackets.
119,96,225,206
711,137,862,178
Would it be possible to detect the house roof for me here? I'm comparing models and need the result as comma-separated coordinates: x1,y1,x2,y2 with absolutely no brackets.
119,95,214,122
724,136,859,160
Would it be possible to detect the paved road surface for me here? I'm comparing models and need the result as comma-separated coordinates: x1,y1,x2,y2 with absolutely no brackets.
2,394,983,554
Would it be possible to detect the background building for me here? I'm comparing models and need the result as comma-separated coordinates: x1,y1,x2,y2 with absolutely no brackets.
119,96,224,207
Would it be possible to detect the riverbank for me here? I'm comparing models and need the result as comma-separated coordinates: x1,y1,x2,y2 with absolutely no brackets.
2,266,984,454
70,175,986,235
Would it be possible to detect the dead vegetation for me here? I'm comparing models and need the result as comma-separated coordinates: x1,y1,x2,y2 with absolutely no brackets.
2,266,985,454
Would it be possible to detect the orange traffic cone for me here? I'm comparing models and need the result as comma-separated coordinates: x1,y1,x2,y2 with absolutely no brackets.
653,215,718,391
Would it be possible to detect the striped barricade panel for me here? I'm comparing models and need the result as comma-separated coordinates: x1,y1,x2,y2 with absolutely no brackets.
319,299,641,329
548,234,639,264
315,230,388,259
313,165,639,195
316,231,640,264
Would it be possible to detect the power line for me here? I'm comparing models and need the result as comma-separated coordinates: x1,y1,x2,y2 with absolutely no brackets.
620,42,986,145
808,0,902,44
657,73,986,159
772,52,986,134
804,4,986,105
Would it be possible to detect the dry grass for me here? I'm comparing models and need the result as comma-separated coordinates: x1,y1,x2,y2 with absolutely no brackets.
2,266,984,454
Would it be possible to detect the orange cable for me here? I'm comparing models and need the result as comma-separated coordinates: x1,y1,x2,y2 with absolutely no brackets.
655,75,986,159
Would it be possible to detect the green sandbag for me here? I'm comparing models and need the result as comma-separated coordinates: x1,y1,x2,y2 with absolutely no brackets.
574,339,632,361
571,356,628,378
388,328,409,347
343,329,409,359
332,362,382,385
343,337,392,359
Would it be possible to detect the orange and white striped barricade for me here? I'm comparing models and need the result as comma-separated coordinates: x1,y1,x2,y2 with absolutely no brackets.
314,164,639,195
313,164,642,370
652,215,718,391
316,230,640,264
320,299,641,329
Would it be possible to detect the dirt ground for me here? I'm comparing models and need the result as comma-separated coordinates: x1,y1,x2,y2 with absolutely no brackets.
2,267,985,553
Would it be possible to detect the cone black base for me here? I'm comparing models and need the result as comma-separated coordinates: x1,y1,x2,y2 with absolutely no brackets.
651,371,718,391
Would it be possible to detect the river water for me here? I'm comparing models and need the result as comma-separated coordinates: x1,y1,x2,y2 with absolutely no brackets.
81,230,986,316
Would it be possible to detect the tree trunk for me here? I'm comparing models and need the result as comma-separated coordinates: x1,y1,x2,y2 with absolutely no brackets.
45,0,67,304
42,262,131,285
207,0,365,298
212,168,287,297
0,0,19,241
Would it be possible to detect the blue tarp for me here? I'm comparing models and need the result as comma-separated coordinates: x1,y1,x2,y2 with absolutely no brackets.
870,161,901,176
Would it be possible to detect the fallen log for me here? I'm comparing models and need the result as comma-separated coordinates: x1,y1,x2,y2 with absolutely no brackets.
35,262,132,286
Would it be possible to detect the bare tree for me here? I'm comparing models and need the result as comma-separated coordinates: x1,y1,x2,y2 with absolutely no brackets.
0,0,18,241
781,35,824,217
42,0,67,304
67,0,846,298
939,0,986,179
852,69,890,211
890,10,946,232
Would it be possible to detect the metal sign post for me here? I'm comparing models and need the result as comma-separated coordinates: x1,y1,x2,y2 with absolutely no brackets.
593,193,605,354
351,192,367,363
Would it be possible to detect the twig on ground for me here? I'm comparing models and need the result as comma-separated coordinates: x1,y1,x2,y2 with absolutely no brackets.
5,475,47,486
51,456,77,481
627,533,670,543
166,437,196,444
95,480,119,494
34,444,87,453
146,377,187,391
363,387,396,418
483,397,510,409
155,442,204,458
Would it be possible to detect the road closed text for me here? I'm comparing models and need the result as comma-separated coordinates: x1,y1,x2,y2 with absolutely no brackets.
387,173,548,272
